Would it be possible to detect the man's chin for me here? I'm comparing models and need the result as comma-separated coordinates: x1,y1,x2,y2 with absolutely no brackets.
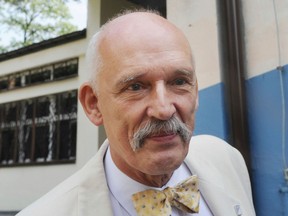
144,158,184,176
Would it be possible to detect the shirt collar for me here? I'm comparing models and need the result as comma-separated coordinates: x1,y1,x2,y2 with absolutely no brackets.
104,146,192,215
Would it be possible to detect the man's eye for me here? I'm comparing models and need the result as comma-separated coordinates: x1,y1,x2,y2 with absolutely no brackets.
173,78,187,85
128,83,142,91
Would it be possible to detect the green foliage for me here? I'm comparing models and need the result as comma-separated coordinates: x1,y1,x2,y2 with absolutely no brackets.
0,0,79,53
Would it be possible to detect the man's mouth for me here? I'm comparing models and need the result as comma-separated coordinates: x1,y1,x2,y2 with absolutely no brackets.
147,132,178,142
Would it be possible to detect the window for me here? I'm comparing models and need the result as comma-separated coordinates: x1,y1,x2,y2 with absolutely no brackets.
0,58,78,92
0,90,77,166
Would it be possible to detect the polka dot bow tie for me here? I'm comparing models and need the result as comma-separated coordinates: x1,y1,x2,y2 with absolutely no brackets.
132,175,200,216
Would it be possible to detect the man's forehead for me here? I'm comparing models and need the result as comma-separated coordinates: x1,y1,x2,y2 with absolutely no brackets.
98,13,191,56
95,11,195,86
100,12,180,45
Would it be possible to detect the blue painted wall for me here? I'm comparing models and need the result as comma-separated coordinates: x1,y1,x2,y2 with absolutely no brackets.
246,65,288,216
196,65,288,215
194,83,229,140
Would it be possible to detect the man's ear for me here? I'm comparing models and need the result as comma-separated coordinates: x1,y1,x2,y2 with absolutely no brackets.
79,82,103,126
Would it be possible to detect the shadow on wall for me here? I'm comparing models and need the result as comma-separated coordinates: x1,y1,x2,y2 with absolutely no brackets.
0,212,18,216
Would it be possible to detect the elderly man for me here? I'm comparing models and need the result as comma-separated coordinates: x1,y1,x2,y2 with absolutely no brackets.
17,11,256,216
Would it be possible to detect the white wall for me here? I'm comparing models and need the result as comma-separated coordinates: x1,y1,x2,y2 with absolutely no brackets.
0,38,102,210
242,0,288,78
0,0,104,211
167,0,222,90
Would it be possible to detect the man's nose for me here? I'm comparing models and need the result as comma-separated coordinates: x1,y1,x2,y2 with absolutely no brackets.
147,83,176,120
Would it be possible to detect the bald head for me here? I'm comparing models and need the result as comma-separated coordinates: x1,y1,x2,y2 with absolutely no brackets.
102,11,183,42
87,11,194,92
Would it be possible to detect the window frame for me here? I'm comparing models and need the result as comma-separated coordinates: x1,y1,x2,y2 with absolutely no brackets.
0,90,78,167
0,58,78,93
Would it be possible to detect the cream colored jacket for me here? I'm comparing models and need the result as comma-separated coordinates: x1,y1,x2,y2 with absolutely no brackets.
16,135,256,216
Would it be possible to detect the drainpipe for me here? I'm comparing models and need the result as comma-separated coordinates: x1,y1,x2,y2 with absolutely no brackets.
216,0,251,170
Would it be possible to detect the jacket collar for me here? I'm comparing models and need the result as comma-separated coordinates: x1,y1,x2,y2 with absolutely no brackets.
78,141,114,216
184,138,244,216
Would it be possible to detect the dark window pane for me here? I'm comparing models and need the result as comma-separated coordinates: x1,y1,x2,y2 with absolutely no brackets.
0,129,16,164
54,59,78,79
14,76,21,88
54,63,67,79
30,68,51,85
58,91,77,115
0,77,8,91
24,100,34,119
36,97,50,117
59,119,76,160
4,103,17,122
70,120,77,159
34,125,49,161
66,60,78,76
42,66,52,80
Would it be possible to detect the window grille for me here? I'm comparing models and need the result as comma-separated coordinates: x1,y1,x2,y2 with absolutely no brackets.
0,90,77,166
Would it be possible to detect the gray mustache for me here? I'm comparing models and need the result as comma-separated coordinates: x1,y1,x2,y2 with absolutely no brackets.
131,116,192,151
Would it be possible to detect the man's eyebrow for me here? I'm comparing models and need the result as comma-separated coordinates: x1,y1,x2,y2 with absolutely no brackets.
115,72,145,88
175,69,195,77
115,69,196,89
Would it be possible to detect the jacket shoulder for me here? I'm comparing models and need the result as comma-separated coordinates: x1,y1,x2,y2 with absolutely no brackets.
16,142,111,216
186,134,255,215
189,134,241,159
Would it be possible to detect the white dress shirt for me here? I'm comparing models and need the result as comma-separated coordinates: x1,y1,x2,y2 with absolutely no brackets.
104,147,213,216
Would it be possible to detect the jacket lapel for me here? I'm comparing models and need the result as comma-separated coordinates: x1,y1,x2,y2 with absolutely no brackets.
185,157,242,216
78,141,114,216
197,178,242,216
184,135,256,216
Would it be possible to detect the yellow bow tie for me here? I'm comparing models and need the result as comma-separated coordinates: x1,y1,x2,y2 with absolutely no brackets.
132,175,200,216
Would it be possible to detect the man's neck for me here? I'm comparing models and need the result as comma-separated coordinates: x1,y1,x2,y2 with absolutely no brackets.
110,151,175,187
